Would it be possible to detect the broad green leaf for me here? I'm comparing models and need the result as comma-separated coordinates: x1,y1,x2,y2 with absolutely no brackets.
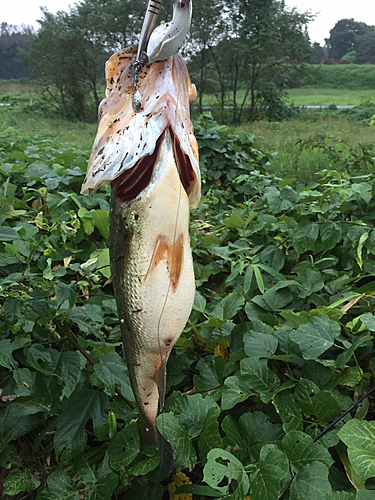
360,313,375,332
252,286,293,312
210,292,245,320
127,455,160,476
297,270,324,298
172,393,216,437
157,413,196,470
203,449,250,500
325,491,355,499
57,351,85,399
36,470,79,500
294,379,342,424
338,419,375,481
250,444,289,500
193,355,225,392
173,484,223,497
0,337,29,369
55,389,109,461
199,405,223,465
244,330,278,358
244,264,254,293
3,469,41,495
238,412,284,462
0,225,21,241
93,353,134,401
93,210,109,239
240,357,280,403
274,393,303,432
92,248,111,279
221,415,248,464
289,316,335,359
221,375,253,411
293,221,319,255
25,345,61,378
320,221,342,251
86,455,119,500
193,290,207,313
282,431,333,473
54,282,77,309
253,264,265,293
108,422,140,470
289,462,331,499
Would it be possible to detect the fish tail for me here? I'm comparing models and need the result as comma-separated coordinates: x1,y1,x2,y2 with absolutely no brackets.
139,413,175,475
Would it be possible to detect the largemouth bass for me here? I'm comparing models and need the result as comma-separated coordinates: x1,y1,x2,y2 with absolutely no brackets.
81,46,200,474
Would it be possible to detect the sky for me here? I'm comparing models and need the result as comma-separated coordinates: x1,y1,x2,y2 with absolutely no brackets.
2,0,375,45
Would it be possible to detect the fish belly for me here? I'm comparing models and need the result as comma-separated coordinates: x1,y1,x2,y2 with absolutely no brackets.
109,129,195,473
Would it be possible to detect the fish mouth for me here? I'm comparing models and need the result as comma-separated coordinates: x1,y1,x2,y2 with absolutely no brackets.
111,127,195,205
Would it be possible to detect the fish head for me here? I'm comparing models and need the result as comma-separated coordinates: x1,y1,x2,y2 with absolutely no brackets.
81,46,200,208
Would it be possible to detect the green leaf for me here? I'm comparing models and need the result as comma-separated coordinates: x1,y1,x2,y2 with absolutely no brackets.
193,355,225,392
54,282,77,309
127,455,160,476
172,393,216,437
193,290,207,313
93,353,134,400
252,286,293,312
238,412,284,462
244,264,254,293
203,449,250,500
157,413,197,470
289,462,331,500
297,270,324,298
93,210,109,239
293,221,319,255
338,419,375,481
173,484,223,497
282,431,333,473
55,389,109,461
210,292,245,320
289,316,335,359
36,470,79,500
221,415,248,464
320,221,342,251
86,455,119,500
108,422,140,471
221,375,253,411
294,379,342,425
274,393,303,433
57,351,85,399
253,264,265,293
360,313,375,332
25,345,61,378
0,337,30,369
0,225,21,241
240,357,280,403
325,492,355,500
250,444,289,500
3,469,41,495
199,405,223,465
244,330,278,358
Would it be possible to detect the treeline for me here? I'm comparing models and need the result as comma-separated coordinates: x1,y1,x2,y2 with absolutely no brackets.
0,23,35,79
299,64,375,90
325,19,375,64
7,0,313,122
2,2,375,122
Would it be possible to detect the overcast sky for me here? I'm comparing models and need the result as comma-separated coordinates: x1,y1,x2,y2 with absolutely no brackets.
2,0,375,45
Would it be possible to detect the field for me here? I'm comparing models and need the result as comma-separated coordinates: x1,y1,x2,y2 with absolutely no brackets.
1,79,375,498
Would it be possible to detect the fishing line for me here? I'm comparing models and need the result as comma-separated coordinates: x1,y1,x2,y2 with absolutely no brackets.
313,384,375,442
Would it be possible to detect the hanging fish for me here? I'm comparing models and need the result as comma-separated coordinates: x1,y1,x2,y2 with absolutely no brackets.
81,47,200,474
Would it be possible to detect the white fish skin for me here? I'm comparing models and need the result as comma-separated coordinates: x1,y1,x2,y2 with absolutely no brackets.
110,129,195,474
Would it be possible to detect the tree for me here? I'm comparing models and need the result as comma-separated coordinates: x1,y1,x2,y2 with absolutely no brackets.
355,25,375,64
0,23,35,79
193,0,313,122
326,18,367,60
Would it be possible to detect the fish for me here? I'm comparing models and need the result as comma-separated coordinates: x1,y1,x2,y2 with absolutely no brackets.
81,46,200,474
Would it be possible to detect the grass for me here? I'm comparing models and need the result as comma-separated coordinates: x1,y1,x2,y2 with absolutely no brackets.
286,88,375,105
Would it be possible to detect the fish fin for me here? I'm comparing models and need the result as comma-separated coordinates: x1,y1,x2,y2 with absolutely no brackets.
157,360,167,410
157,430,175,475
167,233,184,293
